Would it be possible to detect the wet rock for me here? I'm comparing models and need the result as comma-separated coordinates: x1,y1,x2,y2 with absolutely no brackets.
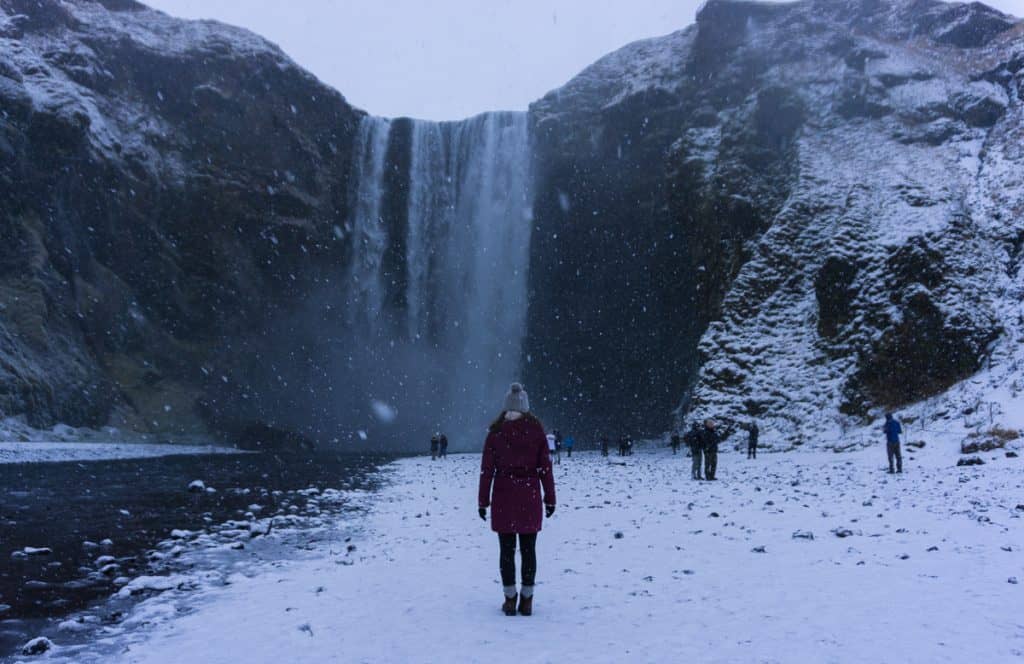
751,545,767,553
792,530,814,540
832,528,854,538
815,256,860,338
927,3,1016,49
21,637,53,656
957,457,984,467
954,93,1005,128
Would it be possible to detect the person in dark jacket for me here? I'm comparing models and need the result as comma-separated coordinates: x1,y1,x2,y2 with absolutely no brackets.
601,437,609,457
747,422,759,459
617,435,627,457
670,432,681,455
684,422,703,480
883,412,903,473
479,383,556,617
430,434,439,460
702,419,720,480
439,433,448,459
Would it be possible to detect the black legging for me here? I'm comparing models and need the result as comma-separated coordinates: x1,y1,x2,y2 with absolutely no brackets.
498,533,537,587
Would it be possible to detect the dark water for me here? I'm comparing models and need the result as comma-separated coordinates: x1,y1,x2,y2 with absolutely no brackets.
0,450,389,655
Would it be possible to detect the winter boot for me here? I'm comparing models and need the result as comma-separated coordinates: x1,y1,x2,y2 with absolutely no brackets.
502,593,518,616
518,586,534,616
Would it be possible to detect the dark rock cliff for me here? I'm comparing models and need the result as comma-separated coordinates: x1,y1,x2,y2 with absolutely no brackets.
525,0,1023,441
3,0,1021,450
0,0,361,439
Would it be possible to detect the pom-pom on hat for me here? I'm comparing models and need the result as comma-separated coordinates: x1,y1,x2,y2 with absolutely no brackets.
503,382,530,413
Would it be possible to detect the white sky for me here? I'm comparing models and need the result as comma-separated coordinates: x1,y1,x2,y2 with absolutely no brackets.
145,0,1024,121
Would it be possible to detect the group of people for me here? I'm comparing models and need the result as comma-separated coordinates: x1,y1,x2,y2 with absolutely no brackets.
429,433,449,460
669,419,759,481
595,435,634,456
679,419,722,480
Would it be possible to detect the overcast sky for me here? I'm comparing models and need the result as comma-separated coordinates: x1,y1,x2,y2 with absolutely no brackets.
146,0,1024,121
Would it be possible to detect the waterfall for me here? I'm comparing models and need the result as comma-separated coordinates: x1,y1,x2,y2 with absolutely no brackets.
342,112,533,449
345,116,393,334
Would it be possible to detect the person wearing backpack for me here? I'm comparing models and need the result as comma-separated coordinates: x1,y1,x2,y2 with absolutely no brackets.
479,383,556,617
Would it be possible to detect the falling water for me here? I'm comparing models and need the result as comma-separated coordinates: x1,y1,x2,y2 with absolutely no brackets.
342,112,533,449
345,116,393,334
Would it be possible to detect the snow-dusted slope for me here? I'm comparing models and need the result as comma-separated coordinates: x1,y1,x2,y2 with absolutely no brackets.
687,0,1024,447
526,0,1024,446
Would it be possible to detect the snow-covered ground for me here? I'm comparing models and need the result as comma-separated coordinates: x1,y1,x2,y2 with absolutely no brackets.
0,441,243,465
26,441,1023,663
0,417,240,464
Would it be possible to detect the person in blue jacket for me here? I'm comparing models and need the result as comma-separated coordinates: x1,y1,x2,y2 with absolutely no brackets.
883,413,903,474
564,435,575,458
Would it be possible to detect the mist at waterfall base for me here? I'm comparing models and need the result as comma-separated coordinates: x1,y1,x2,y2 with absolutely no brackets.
241,113,534,454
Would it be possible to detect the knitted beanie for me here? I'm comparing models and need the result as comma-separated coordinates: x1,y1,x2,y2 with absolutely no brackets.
502,382,530,413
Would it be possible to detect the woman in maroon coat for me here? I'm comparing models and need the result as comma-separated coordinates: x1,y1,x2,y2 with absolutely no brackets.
478,383,556,616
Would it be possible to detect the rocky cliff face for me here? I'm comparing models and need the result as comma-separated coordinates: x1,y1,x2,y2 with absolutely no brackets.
526,0,1023,443
3,0,1021,450
0,0,361,439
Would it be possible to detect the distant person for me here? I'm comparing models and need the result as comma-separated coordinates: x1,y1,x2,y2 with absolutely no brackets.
670,432,681,455
684,421,703,480
625,435,634,456
478,382,556,617
546,432,559,465
430,434,439,461
601,437,610,457
883,412,903,474
747,422,759,459
701,419,720,480
439,433,449,459
564,435,575,458
554,430,563,464
618,436,627,457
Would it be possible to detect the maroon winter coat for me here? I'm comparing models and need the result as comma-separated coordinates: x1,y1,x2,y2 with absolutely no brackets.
478,413,556,534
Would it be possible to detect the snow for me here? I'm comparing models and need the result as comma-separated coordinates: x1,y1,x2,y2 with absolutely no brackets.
0,416,244,464
39,445,1024,663
0,440,244,465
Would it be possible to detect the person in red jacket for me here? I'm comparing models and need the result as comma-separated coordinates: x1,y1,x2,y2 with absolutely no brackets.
478,382,556,617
